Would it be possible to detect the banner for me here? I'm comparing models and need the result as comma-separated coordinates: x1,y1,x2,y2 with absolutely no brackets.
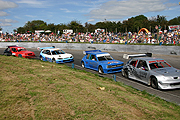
168,25,180,30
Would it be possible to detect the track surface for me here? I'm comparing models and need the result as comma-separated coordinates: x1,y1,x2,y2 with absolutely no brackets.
1,48,180,105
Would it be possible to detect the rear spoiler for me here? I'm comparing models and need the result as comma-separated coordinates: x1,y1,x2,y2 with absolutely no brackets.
123,53,152,59
83,50,101,55
7,45,18,48
37,46,55,51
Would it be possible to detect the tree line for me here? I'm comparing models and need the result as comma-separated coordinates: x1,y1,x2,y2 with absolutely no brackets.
15,15,180,34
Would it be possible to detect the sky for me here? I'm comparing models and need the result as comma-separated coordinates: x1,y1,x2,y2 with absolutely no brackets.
0,0,179,33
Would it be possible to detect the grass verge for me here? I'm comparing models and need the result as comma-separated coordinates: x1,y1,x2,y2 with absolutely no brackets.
0,55,180,119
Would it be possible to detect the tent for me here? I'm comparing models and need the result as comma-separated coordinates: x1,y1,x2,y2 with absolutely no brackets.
45,30,51,33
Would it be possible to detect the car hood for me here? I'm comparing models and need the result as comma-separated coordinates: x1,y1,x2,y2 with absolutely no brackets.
152,67,180,77
53,53,72,58
19,51,34,54
100,60,123,65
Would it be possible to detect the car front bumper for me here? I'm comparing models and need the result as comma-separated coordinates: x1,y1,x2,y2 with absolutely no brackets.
56,58,74,63
103,66,123,74
158,80,180,89
24,55,36,58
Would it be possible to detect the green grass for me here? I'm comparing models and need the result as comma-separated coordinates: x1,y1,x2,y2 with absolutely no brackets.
0,55,180,119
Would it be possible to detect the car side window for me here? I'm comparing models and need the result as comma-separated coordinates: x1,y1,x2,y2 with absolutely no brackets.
86,54,90,59
129,59,138,67
137,60,148,70
12,48,17,52
90,55,97,61
46,50,51,55
43,50,50,55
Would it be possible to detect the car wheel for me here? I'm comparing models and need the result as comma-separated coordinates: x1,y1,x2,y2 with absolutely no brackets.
81,61,85,68
52,59,56,63
151,77,158,89
98,66,104,74
40,56,43,61
122,69,129,78
18,54,22,57
122,69,125,76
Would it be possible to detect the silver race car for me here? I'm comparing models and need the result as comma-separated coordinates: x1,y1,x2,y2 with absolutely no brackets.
122,53,180,90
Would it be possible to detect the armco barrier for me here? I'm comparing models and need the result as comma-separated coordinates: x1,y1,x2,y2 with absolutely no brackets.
0,42,179,55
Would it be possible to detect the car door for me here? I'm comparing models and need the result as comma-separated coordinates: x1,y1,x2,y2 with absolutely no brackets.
89,54,98,70
11,48,17,56
45,50,52,62
134,60,150,84
84,54,98,70
127,59,138,79
42,50,51,62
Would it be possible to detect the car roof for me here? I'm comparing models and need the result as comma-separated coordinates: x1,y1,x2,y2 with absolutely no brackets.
43,48,62,51
133,57,166,62
87,52,110,56
9,46,25,49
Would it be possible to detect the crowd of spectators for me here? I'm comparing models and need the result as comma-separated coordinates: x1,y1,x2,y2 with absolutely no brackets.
0,29,179,45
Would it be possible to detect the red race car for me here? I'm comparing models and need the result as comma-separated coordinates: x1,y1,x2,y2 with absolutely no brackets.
3,45,36,58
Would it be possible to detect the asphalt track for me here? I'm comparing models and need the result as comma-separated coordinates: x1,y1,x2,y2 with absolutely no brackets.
1,48,180,105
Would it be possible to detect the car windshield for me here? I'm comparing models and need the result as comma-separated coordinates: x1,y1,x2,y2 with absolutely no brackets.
52,50,65,55
18,48,27,52
149,62,171,70
98,55,113,61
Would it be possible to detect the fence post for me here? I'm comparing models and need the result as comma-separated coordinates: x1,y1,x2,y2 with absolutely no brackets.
113,75,117,82
72,63,74,69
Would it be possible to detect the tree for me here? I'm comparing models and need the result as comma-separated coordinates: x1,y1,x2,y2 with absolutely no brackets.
47,23,56,33
17,27,26,33
23,20,47,33
168,16,180,25
14,15,180,34
56,23,67,35
67,20,82,33
85,22,96,33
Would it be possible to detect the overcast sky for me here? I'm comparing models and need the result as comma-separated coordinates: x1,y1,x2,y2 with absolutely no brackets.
0,0,179,33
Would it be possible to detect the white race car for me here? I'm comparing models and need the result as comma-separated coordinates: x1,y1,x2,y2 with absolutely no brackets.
38,46,74,63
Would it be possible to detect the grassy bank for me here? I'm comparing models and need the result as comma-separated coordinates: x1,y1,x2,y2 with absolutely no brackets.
0,55,180,119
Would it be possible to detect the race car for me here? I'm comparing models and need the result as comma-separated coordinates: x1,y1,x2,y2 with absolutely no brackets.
81,50,124,74
3,45,35,58
38,46,74,63
122,53,180,90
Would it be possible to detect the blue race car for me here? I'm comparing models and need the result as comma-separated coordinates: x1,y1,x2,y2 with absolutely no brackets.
38,46,74,63
81,50,124,74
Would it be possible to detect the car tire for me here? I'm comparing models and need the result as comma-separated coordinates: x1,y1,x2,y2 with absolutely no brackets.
18,54,22,57
98,66,104,74
151,77,158,89
122,69,129,78
81,61,85,68
52,59,56,63
40,56,43,61
122,69,125,76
